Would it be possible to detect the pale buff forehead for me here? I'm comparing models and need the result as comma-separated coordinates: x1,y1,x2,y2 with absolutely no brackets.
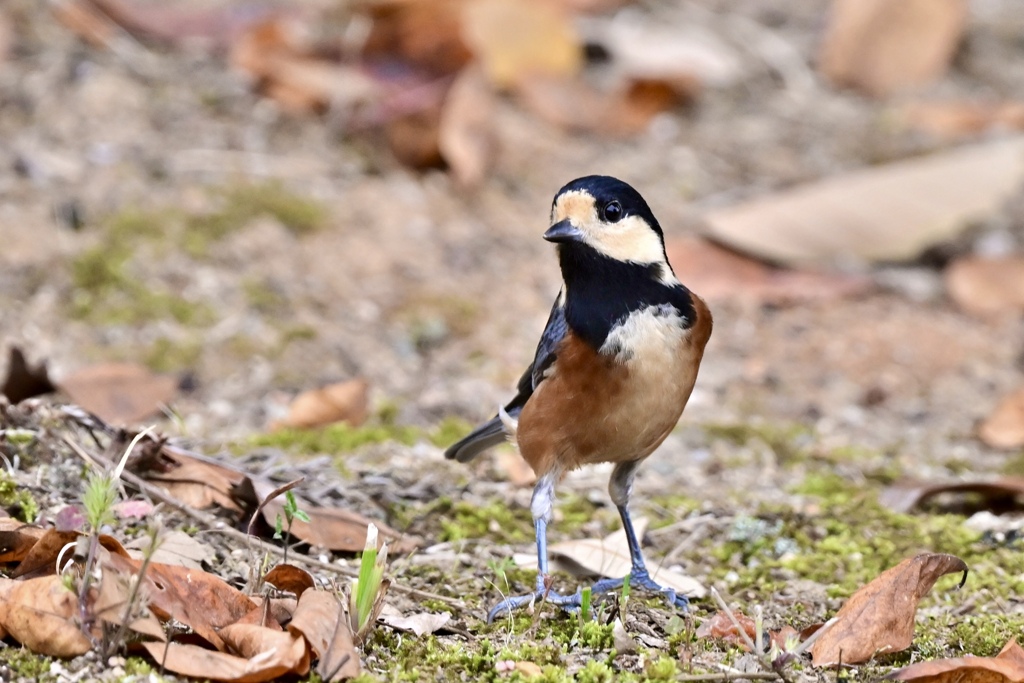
553,190,597,223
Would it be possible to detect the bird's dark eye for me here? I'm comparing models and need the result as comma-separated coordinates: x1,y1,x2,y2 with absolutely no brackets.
602,200,623,223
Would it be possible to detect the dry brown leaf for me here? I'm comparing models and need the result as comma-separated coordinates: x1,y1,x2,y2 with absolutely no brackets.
0,523,47,564
58,362,177,425
105,552,256,651
461,0,582,89
979,388,1024,450
250,479,420,554
10,529,81,579
126,529,216,569
811,553,969,666
901,101,1024,140
1,346,55,404
288,589,361,681
695,610,757,649
278,378,369,430
91,565,166,640
438,66,497,187
220,622,310,674
819,0,968,97
142,639,307,683
946,256,1024,317
231,19,379,116
666,236,872,306
143,450,246,513
0,575,92,657
362,0,471,77
264,564,316,598
515,74,675,136
514,518,706,598
880,478,1024,514
888,638,1024,682
703,138,1024,267
378,605,451,636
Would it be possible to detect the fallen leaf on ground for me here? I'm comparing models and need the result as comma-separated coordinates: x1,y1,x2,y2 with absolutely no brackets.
362,0,471,77
247,478,421,553
666,236,872,305
696,610,757,649
126,529,216,569
811,553,969,666
946,255,1024,317
888,637,1024,682
276,378,369,430
288,589,360,681
141,638,307,683
900,101,1024,140
232,19,381,115
979,388,1024,450
220,622,310,674
58,362,178,425
104,552,256,651
461,0,581,89
880,478,1024,514
438,65,497,187
0,524,47,564
514,518,706,598
264,564,316,597
818,0,968,96
378,605,451,636
141,449,246,512
702,137,1024,267
1,347,55,403
0,575,92,657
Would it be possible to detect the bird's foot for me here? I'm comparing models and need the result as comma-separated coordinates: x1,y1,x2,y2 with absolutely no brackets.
591,569,689,611
487,588,581,623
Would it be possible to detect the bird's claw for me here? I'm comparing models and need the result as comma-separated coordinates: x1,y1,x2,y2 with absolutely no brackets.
590,569,689,611
487,589,581,623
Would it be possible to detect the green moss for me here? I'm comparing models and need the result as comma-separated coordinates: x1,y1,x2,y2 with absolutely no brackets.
249,422,421,455
0,647,56,682
703,421,813,466
0,471,38,522
429,416,473,448
439,500,533,543
949,614,1024,656
643,655,679,681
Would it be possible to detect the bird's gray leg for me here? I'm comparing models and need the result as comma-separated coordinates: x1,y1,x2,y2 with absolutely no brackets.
487,469,581,622
591,460,689,610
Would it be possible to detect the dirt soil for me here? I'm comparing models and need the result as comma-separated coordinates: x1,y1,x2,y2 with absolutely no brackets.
3,0,1024,681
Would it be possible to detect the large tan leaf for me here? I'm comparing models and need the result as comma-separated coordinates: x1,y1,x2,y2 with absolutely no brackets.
979,388,1024,450
0,576,92,657
461,0,581,89
288,589,360,681
811,553,968,666
819,0,967,97
277,378,369,430
888,638,1024,682
142,638,307,683
703,138,1024,267
58,362,177,425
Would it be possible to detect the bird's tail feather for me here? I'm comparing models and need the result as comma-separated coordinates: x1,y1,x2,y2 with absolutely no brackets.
444,407,520,462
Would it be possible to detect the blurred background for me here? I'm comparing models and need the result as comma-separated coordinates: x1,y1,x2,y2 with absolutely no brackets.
2,0,1024,475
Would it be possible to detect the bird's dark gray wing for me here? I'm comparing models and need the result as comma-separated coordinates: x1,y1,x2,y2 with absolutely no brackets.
444,293,567,462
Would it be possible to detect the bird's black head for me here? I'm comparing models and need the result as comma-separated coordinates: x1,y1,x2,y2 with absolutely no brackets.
544,175,674,279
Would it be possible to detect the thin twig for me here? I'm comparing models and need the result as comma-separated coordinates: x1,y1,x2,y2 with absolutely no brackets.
709,587,791,683
60,435,468,612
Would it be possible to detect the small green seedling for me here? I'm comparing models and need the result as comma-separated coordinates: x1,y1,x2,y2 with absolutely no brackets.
579,586,593,624
351,523,389,643
274,490,310,564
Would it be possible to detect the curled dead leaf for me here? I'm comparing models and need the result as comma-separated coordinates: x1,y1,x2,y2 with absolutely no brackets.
810,553,968,666
58,362,178,425
277,378,370,430
887,638,1024,682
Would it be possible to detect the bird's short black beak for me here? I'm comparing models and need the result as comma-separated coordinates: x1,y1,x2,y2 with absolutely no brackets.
543,220,584,243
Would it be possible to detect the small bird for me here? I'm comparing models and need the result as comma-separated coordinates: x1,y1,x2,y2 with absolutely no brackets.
445,176,712,621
